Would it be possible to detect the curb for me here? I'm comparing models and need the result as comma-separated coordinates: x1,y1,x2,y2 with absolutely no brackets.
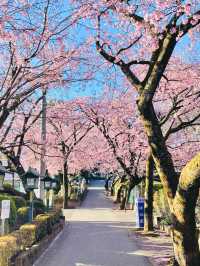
10,220,65,266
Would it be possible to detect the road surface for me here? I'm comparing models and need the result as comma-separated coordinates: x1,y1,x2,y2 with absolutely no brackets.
34,181,150,266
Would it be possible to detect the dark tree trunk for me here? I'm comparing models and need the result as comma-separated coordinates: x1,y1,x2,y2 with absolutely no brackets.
7,155,28,192
137,100,178,208
144,154,154,232
63,160,68,209
119,177,143,210
137,99,200,265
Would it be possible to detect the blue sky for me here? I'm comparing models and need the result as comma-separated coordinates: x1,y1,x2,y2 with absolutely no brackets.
47,2,200,102
48,35,200,101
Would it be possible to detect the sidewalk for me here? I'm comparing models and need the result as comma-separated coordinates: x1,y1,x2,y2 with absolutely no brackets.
129,229,173,266
34,181,150,266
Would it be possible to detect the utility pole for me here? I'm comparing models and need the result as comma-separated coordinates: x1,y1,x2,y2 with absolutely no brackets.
38,88,47,200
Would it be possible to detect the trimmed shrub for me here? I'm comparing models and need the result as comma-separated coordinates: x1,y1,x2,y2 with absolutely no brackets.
0,211,62,265
0,235,19,266
16,207,29,226
10,230,29,251
35,210,61,234
20,220,47,246
27,199,46,216
19,210,61,245
33,199,46,213
12,196,27,209
48,210,61,225
3,182,13,191
2,183,26,199
54,195,63,210
35,214,53,234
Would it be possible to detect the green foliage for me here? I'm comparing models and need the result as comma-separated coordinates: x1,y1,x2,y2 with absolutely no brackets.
80,169,90,181
160,215,172,226
35,211,61,234
53,173,62,193
20,222,46,247
0,235,19,266
2,183,27,199
55,171,63,184
3,182,13,191
27,199,46,216
20,210,61,245
153,186,170,219
0,210,62,266
11,196,27,209
0,194,17,228
153,183,163,192
16,207,29,226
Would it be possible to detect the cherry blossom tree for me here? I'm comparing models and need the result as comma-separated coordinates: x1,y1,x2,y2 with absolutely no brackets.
40,101,93,208
0,0,84,132
0,95,43,190
79,91,148,208
143,59,200,231
70,1,200,264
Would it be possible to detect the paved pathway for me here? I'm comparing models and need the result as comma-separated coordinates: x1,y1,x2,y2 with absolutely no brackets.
35,181,150,266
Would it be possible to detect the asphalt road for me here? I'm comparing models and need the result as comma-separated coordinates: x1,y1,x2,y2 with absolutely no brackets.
34,180,150,266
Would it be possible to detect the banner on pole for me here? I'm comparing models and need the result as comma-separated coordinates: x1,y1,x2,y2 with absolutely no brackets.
1,200,10,219
135,197,144,228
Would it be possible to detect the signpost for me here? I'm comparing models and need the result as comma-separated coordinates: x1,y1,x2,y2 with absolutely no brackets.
1,200,10,235
135,197,144,228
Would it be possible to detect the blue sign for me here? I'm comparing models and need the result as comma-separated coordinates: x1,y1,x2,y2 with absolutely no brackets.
135,197,144,228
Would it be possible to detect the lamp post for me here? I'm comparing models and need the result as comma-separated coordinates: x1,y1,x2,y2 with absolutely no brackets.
51,178,58,191
51,178,58,208
0,162,6,190
24,167,39,222
42,169,53,210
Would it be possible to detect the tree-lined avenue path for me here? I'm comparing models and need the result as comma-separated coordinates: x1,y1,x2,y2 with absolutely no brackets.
34,181,150,266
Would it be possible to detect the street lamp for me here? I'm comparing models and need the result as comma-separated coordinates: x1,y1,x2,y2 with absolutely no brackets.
41,169,53,210
51,178,59,209
24,167,39,222
0,162,6,190
51,178,58,191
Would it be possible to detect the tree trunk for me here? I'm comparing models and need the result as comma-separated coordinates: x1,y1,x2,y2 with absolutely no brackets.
120,177,142,210
144,154,154,232
63,160,68,209
172,153,200,266
137,100,200,265
7,155,28,192
137,100,178,209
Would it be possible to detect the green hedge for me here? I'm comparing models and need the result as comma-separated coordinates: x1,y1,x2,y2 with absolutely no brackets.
0,235,19,266
2,183,13,191
11,196,27,210
0,194,28,230
27,199,46,215
2,183,27,199
19,210,61,246
16,207,29,226
0,210,62,266
20,220,47,246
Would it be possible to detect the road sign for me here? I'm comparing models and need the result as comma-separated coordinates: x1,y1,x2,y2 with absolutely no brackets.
1,200,10,219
